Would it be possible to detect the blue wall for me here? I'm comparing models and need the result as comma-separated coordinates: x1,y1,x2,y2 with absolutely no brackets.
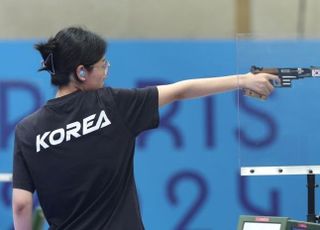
1,40,320,229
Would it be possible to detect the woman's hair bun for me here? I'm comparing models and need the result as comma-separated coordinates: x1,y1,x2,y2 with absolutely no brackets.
34,38,58,74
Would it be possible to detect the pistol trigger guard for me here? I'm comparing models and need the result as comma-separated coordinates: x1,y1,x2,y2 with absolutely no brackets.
271,79,282,87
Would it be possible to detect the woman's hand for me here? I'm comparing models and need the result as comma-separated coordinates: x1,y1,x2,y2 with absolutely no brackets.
239,72,280,97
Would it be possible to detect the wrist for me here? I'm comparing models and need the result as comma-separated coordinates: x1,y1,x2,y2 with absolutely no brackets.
238,74,248,89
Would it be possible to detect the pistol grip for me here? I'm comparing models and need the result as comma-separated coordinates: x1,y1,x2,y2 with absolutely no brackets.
243,89,267,100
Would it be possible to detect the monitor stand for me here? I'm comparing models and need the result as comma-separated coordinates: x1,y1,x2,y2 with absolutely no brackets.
307,174,319,223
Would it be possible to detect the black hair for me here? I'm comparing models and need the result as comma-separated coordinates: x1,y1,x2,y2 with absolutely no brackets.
34,26,107,86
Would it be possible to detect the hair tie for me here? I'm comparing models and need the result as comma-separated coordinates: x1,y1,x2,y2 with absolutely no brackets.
41,53,56,75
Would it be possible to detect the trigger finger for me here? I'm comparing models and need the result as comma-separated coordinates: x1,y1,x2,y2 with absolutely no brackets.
268,74,281,84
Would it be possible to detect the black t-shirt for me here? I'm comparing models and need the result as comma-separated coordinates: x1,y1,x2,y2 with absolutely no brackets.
12,87,159,230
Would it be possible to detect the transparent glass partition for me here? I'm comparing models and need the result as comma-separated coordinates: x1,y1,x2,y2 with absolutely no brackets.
237,34,320,176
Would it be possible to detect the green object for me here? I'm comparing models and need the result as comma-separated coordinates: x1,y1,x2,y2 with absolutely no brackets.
32,207,45,230
237,215,289,230
287,219,320,230
238,215,320,230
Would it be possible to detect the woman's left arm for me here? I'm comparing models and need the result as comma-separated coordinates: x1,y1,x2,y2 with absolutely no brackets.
12,188,33,230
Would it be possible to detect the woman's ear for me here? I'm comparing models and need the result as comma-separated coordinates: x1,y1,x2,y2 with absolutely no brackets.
76,65,87,81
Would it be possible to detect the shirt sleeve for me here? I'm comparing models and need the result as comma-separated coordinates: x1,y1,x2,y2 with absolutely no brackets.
110,87,159,136
12,125,35,193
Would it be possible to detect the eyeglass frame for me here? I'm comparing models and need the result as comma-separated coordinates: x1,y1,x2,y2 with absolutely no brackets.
84,59,110,73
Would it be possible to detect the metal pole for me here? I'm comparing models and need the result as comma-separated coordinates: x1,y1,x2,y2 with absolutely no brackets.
297,0,307,38
235,0,251,34
307,174,317,222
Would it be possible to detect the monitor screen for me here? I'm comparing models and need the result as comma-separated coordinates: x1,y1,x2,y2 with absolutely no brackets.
243,222,282,230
